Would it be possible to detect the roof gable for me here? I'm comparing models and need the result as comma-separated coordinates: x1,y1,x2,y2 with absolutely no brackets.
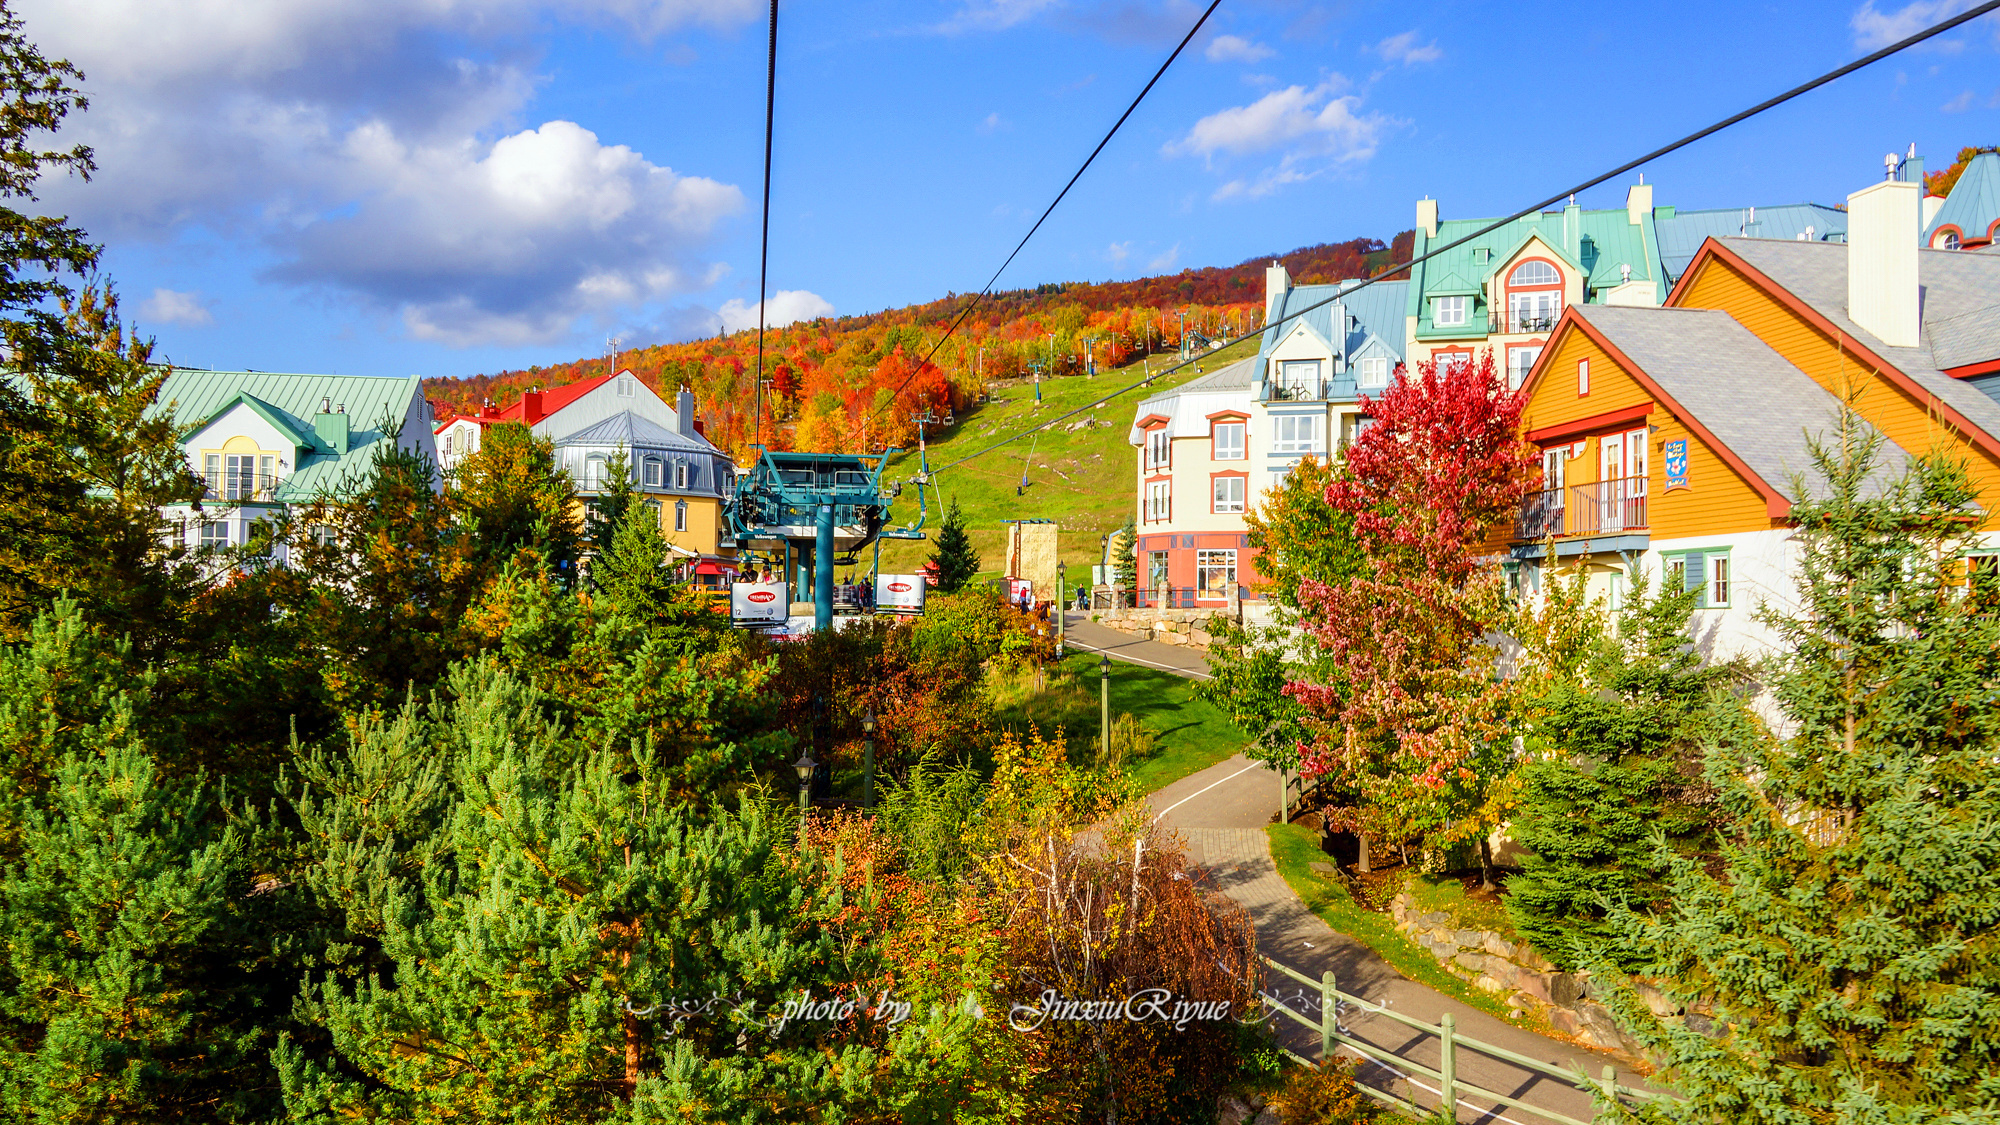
188,391,316,450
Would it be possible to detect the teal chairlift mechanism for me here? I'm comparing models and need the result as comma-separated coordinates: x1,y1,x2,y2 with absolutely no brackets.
726,449,929,631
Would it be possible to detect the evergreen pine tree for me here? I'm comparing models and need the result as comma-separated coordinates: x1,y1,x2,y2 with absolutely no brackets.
586,445,636,558
927,497,980,594
1111,523,1137,597
591,495,673,619
1599,419,2000,1122
1504,570,1734,970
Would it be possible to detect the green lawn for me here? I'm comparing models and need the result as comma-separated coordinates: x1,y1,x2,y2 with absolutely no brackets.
988,651,1248,792
1265,823,1520,1024
872,335,1265,578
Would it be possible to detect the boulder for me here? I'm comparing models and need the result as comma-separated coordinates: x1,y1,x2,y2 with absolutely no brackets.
1419,911,1451,928
1514,971,1553,1005
1550,972,1587,1007
1453,951,1485,974
1474,975,1508,994
1253,1107,1283,1125
1453,930,1483,949
1513,943,1555,973
1482,932,1516,959
1633,983,1681,1018
1545,1007,1584,1038
1481,957,1520,990
1683,1012,1720,1038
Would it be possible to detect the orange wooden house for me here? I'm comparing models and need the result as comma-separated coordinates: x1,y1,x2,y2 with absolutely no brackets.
1502,174,2000,661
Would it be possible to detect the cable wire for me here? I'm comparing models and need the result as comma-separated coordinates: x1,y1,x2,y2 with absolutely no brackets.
929,0,2000,476
752,0,779,449
868,0,1222,428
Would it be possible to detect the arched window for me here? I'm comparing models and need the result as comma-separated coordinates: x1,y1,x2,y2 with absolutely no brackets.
674,500,688,532
1506,258,1563,333
1508,260,1559,287
1939,229,1962,250
674,460,688,490
643,457,662,487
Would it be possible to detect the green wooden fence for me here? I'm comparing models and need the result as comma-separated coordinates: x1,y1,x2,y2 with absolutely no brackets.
1260,955,1674,1125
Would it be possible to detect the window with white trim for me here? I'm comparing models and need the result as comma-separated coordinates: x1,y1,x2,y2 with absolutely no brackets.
1147,551,1171,589
1271,414,1323,455
1433,295,1468,327
1196,549,1237,597
674,460,689,489
1577,358,1590,396
1147,428,1170,469
1709,555,1730,607
1213,475,1245,514
1212,422,1245,461
1509,261,1559,286
1434,351,1472,374
617,375,635,397
1356,357,1389,390
644,458,662,487
200,521,230,550
1670,548,1731,607
1507,345,1542,390
1145,480,1172,522
585,455,608,490
675,500,688,532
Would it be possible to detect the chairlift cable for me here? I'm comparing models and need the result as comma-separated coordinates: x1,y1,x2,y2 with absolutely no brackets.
865,0,1223,427
930,0,2000,476
752,0,780,451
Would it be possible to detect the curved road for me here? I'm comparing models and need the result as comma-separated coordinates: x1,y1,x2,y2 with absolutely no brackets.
1062,611,1651,1125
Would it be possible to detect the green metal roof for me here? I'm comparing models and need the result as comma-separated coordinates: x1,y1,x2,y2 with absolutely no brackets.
1926,150,2000,246
1406,203,1667,333
156,368,427,500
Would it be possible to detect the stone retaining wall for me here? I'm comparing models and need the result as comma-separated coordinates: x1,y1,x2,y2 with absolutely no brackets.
1093,605,1277,649
1388,889,1674,1061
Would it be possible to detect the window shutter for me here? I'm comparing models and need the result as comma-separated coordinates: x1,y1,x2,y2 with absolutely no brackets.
1683,552,1706,606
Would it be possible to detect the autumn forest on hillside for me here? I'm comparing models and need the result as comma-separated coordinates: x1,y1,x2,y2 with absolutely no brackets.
423,233,1415,456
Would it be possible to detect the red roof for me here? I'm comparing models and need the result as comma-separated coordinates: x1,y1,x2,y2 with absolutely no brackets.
437,372,619,433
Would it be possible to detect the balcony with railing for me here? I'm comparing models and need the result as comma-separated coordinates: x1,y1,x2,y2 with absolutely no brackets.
1489,309,1563,335
201,471,281,502
1512,476,1648,542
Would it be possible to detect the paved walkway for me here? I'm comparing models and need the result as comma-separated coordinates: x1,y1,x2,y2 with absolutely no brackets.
1067,612,1647,1123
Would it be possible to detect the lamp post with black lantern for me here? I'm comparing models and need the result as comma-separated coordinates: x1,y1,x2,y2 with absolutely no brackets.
793,750,816,842
861,704,877,810
1056,560,1067,653
1099,653,1112,764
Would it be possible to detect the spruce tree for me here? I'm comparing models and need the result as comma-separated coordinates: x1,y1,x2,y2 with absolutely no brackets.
1111,523,1137,597
1504,570,1733,970
587,444,637,557
1599,420,2000,1122
927,497,980,594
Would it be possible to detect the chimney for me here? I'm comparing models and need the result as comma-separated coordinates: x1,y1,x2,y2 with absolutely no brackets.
520,389,544,423
676,386,698,439
1626,181,1653,226
1264,260,1291,327
1415,197,1438,239
313,401,350,455
1846,175,1921,349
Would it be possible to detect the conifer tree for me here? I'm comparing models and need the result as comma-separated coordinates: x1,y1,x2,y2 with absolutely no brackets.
927,497,980,594
586,444,636,557
591,495,673,619
1599,420,2000,1122
1111,523,1137,596
1504,570,1733,969
448,421,582,583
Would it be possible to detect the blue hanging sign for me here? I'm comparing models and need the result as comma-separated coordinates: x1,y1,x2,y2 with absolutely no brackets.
1664,439,1689,490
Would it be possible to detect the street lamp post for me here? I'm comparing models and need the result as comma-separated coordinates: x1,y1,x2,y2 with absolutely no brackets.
1056,560,1067,653
861,705,877,810
1098,653,1112,764
793,750,816,841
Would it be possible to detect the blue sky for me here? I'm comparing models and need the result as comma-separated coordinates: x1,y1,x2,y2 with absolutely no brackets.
23,0,2000,380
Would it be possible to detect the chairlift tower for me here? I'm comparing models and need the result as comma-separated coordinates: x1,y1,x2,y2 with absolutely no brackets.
726,449,928,632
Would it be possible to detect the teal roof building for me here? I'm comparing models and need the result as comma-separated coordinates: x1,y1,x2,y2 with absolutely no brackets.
154,368,437,551
1925,149,2000,251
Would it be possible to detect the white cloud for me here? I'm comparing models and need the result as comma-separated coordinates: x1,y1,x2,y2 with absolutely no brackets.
1106,240,1133,268
1375,30,1442,65
1943,88,1978,110
263,120,742,346
1148,244,1179,272
717,289,835,334
978,112,1010,134
1205,34,1274,63
22,0,761,347
938,0,1061,33
140,288,215,327
1849,0,1986,50
1164,80,1386,162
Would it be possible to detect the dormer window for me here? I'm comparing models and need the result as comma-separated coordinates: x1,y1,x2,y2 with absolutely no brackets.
643,457,662,487
1357,357,1389,389
674,460,689,490
1434,296,1468,327
1506,259,1562,333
